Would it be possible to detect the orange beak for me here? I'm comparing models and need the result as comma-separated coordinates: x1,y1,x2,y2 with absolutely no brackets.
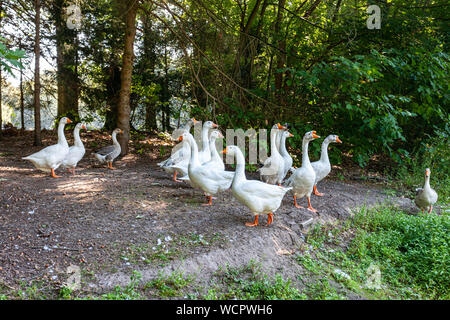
66,118,72,124
289,133,294,137
212,123,219,128
221,148,227,154
312,131,320,139
82,125,87,130
277,123,286,130
178,136,183,142
218,132,224,138
119,129,123,134
425,169,430,177
192,118,198,124
336,136,342,143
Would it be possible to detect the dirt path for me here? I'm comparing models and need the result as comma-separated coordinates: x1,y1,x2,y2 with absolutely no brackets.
0,132,415,297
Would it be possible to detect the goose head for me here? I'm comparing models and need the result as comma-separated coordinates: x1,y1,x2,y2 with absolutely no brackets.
282,131,294,139
221,145,240,156
203,120,219,129
177,131,190,143
60,117,72,125
75,123,87,131
304,130,320,142
209,130,224,140
325,134,342,144
425,168,431,177
113,128,123,135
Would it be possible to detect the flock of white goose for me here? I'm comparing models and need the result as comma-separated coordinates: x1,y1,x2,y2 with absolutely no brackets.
21,117,438,226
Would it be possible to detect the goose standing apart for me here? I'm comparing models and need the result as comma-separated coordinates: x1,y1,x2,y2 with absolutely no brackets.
223,145,292,227
311,135,342,196
285,131,320,213
158,118,197,182
93,128,123,169
415,168,438,213
61,123,87,175
259,123,286,185
22,117,72,178
180,131,234,206
197,120,219,164
278,130,294,183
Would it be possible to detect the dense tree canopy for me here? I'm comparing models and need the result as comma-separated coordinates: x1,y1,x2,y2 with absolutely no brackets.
0,0,448,170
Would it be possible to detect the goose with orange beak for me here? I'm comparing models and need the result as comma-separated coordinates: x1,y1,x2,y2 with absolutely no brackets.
22,117,72,178
415,168,438,213
311,135,342,196
197,120,219,165
259,123,287,185
279,130,294,183
179,131,234,206
285,131,320,213
158,118,197,182
223,145,292,227
61,123,87,175
93,128,123,170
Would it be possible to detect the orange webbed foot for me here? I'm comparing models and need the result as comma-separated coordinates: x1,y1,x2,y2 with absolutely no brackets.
313,186,324,196
51,168,61,178
245,215,259,227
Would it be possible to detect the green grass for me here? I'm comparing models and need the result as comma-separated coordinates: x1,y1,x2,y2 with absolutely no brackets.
202,261,306,300
296,205,450,300
145,271,193,298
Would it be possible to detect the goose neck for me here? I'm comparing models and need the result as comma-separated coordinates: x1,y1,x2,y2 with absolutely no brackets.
233,149,247,184
302,138,311,167
57,122,68,147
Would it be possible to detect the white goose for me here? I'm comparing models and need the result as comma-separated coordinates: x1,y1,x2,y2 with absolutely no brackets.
311,135,342,196
279,130,294,182
61,123,87,175
259,123,286,185
180,131,234,206
285,131,320,213
22,117,72,178
158,118,197,182
173,130,225,186
223,145,292,227
415,168,438,213
197,120,219,164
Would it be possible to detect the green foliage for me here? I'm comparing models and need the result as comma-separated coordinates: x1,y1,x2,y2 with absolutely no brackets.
204,261,305,300
101,270,142,300
288,47,449,167
0,37,25,75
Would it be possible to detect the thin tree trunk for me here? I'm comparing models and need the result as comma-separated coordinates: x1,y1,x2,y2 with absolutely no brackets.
116,0,138,155
0,0,3,139
54,0,79,119
34,0,42,146
20,56,25,132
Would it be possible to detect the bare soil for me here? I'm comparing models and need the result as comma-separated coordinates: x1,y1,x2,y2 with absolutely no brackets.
0,130,416,298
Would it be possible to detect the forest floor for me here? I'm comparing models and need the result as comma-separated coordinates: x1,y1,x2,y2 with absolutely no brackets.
0,130,427,299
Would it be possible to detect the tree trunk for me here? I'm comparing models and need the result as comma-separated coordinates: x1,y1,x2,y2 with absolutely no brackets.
34,0,42,146
20,57,25,131
104,64,121,130
116,0,138,155
142,15,157,131
0,0,3,140
54,0,79,119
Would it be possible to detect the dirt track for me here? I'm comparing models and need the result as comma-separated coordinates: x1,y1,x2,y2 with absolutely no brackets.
0,131,415,296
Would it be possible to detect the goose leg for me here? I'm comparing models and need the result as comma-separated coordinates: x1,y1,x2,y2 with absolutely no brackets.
201,195,213,206
173,171,182,182
246,215,259,227
294,195,303,208
428,206,433,214
51,168,61,178
266,213,273,226
72,167,76,175
307,197,318,213
313,185,324,196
